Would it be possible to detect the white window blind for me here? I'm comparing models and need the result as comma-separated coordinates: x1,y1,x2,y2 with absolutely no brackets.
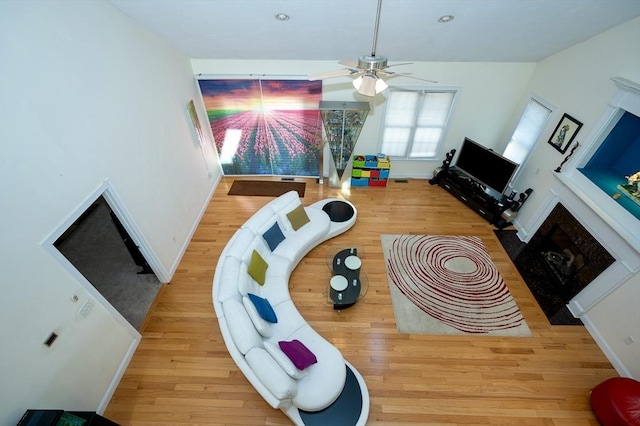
381,90,456,159
503,98,552,165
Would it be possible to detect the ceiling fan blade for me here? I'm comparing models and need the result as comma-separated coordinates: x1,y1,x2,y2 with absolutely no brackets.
379,70,438,84
308,68,355,81
384,62,414,69
338,59,359,68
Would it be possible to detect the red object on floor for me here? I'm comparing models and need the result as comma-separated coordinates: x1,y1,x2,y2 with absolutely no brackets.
590,377,640,426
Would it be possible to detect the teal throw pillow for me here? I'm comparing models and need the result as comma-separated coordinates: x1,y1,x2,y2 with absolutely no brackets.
247,293,277,323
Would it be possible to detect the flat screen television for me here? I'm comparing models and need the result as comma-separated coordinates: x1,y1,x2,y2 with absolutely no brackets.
454,137,519,195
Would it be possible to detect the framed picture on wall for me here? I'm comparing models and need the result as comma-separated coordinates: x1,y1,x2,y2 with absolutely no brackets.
187,99,205,147
548,113,582,154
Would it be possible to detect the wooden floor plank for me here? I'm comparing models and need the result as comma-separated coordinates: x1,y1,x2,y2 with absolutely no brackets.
104,177,615,425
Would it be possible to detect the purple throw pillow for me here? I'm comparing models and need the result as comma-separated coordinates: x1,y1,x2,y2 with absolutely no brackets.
278,339,317,370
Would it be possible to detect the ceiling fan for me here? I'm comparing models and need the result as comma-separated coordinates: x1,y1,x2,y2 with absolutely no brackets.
308,0,437,97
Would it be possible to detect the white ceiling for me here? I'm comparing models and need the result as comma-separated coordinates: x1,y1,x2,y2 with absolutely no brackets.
107,0,640,63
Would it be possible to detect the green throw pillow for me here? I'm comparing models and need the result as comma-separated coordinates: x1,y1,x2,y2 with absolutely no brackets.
286,204,310,231
247,250,268,285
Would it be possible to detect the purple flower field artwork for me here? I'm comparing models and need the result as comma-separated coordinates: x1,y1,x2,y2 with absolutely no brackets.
198,79,323,176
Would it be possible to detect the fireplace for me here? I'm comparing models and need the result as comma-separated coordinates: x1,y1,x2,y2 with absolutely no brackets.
540,224,588,286
513,203,615,324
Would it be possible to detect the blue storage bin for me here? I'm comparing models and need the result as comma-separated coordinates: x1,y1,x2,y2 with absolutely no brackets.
351,177,369,186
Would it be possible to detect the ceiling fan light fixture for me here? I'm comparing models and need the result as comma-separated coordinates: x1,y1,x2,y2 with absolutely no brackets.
307,0,436,96
353,73,388,97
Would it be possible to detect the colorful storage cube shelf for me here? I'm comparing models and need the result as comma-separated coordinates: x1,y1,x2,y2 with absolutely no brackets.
351,154,390,187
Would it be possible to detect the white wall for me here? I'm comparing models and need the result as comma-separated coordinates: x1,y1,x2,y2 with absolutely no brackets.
191,60,536,178
0,1,220,423
508,17,640,378
511,17,640,231
586,273,640,378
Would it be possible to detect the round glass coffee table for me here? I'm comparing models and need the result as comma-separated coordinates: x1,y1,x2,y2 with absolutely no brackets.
327,245,368,310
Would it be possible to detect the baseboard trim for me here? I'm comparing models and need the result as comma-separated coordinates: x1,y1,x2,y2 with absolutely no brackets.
96,332,141,415
579,312,632,378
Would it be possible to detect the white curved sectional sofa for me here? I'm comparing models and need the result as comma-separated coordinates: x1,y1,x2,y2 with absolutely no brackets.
212,190,368,425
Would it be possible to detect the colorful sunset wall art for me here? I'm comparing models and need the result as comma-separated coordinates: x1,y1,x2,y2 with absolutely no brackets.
198,79,323,176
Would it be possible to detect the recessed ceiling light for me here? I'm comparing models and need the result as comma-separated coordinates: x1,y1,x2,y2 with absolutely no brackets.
438,15,454,23
275,13,290,21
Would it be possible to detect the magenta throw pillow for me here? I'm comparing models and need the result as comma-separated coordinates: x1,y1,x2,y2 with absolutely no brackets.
278,339,317,370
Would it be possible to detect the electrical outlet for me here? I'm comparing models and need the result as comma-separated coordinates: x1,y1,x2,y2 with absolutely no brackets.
44,332,58,347
623,336,635,345
78,300,93,318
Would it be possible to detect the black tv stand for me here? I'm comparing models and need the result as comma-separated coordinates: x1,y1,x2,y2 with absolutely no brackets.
429,153,532,229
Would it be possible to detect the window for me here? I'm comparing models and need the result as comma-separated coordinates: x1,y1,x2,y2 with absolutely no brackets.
503,97,553,165
380,89,456,159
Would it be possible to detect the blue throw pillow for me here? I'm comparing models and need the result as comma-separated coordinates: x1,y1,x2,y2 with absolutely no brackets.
262,222,286,251
247,293,278,323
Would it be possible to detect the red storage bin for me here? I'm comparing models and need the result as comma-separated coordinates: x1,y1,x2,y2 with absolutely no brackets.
369,178,388,187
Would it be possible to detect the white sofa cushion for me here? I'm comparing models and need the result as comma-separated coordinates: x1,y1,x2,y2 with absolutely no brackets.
271,232,306,261
264,341,307,379
287,324,346,411
238,261,290,305
269,191,302,217
222,299,262,355
242,234,277,265
267,299,307,342
293,207,331,243
246,347,298,400
217,256,244,304
243,206,278,234
226,227,257,260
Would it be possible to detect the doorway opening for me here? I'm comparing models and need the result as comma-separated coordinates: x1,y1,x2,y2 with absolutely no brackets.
54,195,163,330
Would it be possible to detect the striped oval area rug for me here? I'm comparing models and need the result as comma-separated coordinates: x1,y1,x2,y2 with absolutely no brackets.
381,234,531,336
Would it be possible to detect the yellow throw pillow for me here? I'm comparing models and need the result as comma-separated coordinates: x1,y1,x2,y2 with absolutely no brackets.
286,204,310,231
247,250,268,285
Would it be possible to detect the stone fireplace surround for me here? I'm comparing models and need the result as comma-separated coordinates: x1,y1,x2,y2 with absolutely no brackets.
513,203,615,324
526,176,640,318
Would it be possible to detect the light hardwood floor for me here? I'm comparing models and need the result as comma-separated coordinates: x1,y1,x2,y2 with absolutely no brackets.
104,177,616,425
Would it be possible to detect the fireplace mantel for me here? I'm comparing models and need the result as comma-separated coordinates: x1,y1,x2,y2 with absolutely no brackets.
539,180,640,317
554,171,640,253
555,76,640,253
